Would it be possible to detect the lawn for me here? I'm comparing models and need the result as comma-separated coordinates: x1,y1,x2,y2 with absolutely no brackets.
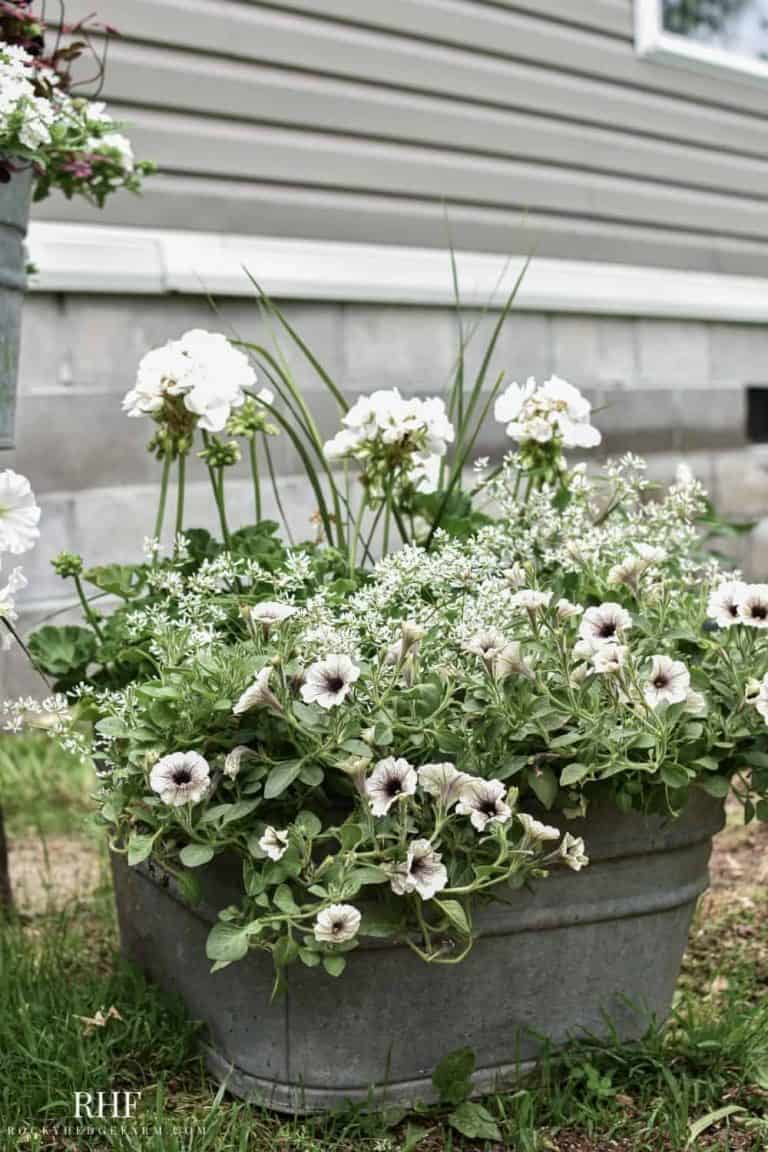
1,736,767,1151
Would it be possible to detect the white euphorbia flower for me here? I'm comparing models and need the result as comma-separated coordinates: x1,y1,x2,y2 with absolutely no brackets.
738,584,768,629
365,756,418,816
0,470,40,554
149,751,210,807
559,833,589,871
707,580,746,628
456,778,512,832
517,813,561,843
300,654,360,708
233,666,283,716
123,330,254,433
390,838,448,900
418,762,469,810
643,654,690,708
579,603,633,647
313,903,361,944
258,826,289,861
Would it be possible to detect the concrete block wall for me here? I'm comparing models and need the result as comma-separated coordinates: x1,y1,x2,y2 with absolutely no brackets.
7,295,768,693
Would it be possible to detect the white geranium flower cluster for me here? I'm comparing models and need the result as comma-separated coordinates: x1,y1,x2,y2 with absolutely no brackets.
123,330,257,433
494,375,601,448
324,388,454,495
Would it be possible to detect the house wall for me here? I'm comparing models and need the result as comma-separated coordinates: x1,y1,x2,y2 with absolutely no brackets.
32,0,768,275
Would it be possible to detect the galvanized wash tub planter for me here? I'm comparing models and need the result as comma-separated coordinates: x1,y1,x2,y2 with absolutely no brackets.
0,171,31,451
112,791,724,1113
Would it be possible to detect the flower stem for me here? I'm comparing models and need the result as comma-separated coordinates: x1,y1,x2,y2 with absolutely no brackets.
154,454,171,544
249,438,262,523
74,573,104,641
175,453,186,538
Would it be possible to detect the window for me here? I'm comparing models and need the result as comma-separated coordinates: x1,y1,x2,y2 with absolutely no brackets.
635,0,768,83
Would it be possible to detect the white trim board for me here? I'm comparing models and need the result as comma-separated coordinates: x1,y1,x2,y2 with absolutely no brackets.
26,221,768,322
635,0,768,88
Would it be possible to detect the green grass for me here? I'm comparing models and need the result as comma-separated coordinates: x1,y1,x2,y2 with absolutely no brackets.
0,736,767,1150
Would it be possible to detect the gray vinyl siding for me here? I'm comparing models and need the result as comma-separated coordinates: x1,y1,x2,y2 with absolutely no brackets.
32,0,768,272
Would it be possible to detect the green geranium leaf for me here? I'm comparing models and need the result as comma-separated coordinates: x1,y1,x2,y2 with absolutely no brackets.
83,563,144,598
28,625,97,678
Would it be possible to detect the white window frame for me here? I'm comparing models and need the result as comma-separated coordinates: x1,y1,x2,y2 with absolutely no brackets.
635,0,768,86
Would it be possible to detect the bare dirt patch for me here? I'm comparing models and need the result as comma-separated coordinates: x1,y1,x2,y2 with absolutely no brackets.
8,835,106,915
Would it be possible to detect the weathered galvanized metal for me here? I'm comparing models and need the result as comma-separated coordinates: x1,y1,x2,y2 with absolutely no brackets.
112,791,724,1113
0,171,31,450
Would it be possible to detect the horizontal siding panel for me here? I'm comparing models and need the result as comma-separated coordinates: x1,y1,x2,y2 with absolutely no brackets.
62,0,768,119
33,173,768,277
70,4,768,160
266,0,633,40
105,43,768,198
118,109,768,242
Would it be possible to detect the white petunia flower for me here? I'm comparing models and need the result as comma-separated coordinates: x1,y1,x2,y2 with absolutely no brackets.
464,629,506,663
418,762,469,810
365,756,418,816
559,832,589,871
738,584,768,629
0,566,26,647
754,675,768,722
249,601,298,631
517,812,561,842
456,778,512,832
258,826,289,861
509,588,553,614
683,688,708,717
390,838,448,900
233,666,283,716
492,641,532,681
300,654,360,708
149,751,210,807
313,903,361,944
556,598,582,620
707,580,746,628
223,745,257,779
0,470,40,554
579,603,633,647
643,654,690,708
503,563,527,589
591,643,627,674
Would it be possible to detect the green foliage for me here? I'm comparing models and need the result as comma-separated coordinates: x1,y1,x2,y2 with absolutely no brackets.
28,624,97,686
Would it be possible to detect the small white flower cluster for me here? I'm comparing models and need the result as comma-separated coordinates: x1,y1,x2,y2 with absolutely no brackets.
123,330,258,433
0,44,55,151
324,388,454,494
494,375,601,448
0,43,138,184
